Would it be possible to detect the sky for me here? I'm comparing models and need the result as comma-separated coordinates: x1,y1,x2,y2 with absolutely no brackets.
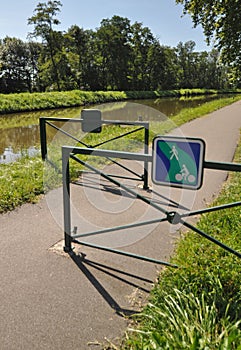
0,0,212,52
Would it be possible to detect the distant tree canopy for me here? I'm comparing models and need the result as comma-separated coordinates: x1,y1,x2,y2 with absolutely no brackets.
0,0,235,93
176,0,241,85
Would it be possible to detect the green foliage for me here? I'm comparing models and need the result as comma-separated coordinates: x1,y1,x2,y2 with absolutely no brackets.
0,93,240,222
176,0,241,87
28,0,63,91
0,90,126,114
0,89,237,115
124,136,241,349
0,4,234,92
0,37,41,93
125,287,241,349
0,156,44,212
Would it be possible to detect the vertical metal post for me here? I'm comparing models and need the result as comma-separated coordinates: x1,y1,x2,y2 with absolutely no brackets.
62,147,72,253
39,117,47,160
143,123,149,190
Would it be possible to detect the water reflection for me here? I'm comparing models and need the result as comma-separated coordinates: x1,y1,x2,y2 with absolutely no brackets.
133,95,222,116
0,94,232,163
96,101,166,121
0,147,21,163
0,124,40,164
0,146,39,164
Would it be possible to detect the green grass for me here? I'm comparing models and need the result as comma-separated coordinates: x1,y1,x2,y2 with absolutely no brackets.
0,90,127,114
1,94,241,213
1,90,241,348
0,107,82,130
0,89,239,114
123,136,241,349
0,156,44,212
150,95,241,135
1,93,241,348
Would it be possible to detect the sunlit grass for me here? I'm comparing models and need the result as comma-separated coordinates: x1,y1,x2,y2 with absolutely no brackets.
150,95,241,135
123,135,241,349
0,89,238,115
0,90,126,114
1,92,241,348
0,156,44,212
1,94,241,216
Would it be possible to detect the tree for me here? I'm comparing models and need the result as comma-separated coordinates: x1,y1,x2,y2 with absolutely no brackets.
0,8,231,93
154,45,179,90
95,16,132,90
176,40,197,88
0,37,41,93
176,0,241,85
25,41,43,92
129,22,158,90
28,1,63,90
64,26,95,89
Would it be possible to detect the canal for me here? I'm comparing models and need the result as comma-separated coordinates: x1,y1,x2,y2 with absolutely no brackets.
0,94,229,163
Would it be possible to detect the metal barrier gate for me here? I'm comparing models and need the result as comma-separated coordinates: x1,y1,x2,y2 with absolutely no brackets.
40,110,241,266
62,143,241,266
40,110,150,189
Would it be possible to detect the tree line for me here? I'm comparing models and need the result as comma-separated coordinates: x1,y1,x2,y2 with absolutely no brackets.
176,0,241,87
0,1,234,94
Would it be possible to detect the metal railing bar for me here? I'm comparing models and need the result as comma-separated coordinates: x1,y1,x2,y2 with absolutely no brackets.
102,120,149,127
42,117,149,127
70,147,152,162
151,189,190,211
106,157,143,179
45,123,146,180
91,127,144,148
204,161,241,172
46,121,88,147
181,219,241,259
41,117,80,122
181,201,241,218
69,153,168,215
105,174,142,181
72,216,167,239
73,240,178,267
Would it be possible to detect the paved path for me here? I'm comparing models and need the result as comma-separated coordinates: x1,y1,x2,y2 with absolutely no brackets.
0,101,241,349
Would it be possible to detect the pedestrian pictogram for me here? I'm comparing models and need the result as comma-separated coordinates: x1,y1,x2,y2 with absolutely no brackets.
170,145,179,160
152,136,205,189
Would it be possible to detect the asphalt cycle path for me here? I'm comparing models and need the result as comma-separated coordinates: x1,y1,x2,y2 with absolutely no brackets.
0,100,240,349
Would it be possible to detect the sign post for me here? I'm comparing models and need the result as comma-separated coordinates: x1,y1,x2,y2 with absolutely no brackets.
152,136,205,190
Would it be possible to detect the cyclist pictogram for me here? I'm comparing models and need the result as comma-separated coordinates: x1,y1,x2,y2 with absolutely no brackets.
175,164,196,183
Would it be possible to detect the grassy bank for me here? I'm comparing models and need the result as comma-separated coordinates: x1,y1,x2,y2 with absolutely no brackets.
0,95,241,213
151,94,241,135
123,138,241,348
0,156,44,212
0,88,238,114
1,94,241,348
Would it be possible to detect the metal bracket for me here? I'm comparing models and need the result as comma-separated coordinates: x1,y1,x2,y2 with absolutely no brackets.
167,211,182,225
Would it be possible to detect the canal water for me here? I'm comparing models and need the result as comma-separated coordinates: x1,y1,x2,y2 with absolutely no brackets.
0,95,227,163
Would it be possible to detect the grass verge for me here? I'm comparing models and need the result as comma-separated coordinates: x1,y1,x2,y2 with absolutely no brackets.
151,94,241,135
0,88,239,114
0,157,44,212
0,95,241,215
122,136,241,349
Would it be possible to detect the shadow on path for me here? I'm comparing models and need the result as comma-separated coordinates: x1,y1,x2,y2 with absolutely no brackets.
70,251,153,317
